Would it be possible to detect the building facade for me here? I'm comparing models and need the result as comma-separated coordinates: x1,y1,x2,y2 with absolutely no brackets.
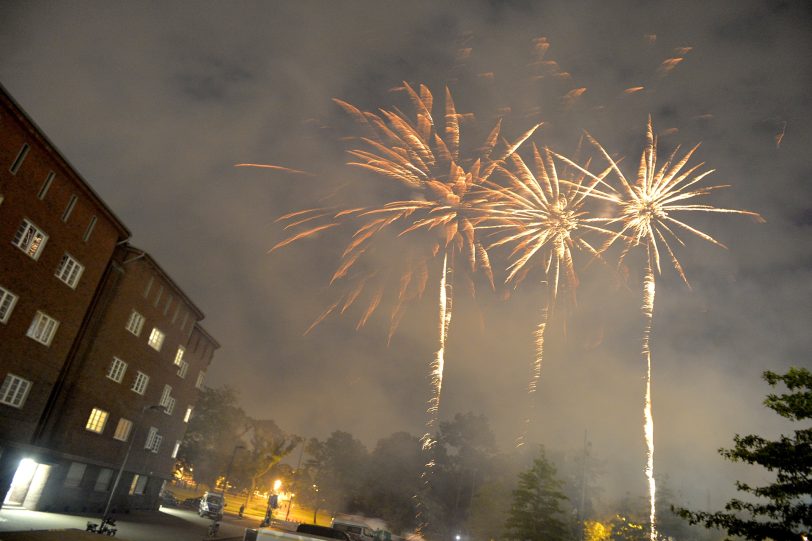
0,85,219,513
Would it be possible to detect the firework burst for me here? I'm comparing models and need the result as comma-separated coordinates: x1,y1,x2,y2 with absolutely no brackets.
557,116,763,541
478,143,615,446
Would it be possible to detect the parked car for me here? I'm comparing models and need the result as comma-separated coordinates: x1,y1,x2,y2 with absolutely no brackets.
159,489,179,507
181,496,202,509
198,491,224,519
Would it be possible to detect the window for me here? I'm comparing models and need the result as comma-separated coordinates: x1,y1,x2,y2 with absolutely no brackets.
9,143,30,175
159,384,172,407
62,194,78,222
177,360,189,379
0,373,32,408
131,371,149,395
13,219,48,259
172,304,180,324
165,397,176,416
27,312,59,346
144,426,162,453
0,286,18,324
107,357,127,383
129,474,147,495
195,371,206,390
83,215,97,242
38,171,55,200
164,295,172,315
147,328,165,351
94,468,114,492
125,310,145,336
85,408,109,433
55,253,84,289
183,406,193,423
153,285,163,307
113,418,133,442
64,462,86,488
171,441,181,459
180,312,188,331
174,346,185,366
143,276,154,298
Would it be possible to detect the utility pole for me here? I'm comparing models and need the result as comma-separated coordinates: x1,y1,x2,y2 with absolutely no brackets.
579,430,589,541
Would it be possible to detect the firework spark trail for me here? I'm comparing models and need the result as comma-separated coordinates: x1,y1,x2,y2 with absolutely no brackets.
478,145,614,447
564,116,763,541
642,256,656,541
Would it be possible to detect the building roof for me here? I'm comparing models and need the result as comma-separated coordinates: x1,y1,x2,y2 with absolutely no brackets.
0,83,131,240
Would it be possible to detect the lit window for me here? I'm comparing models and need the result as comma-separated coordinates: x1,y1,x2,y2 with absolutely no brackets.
195,371,206,390
62,195,78,222
0,286,18,324
94,468,114,492
107,357,127,383
13,219,48,260
9,143,30,175
184,406,193,423
0,373,32,408
85,408,109,433
125,310,145,336
38,171,55,200
147,328,165,351
27,311,59,346
129,474,147,495
174,346,185,366
55,253,84,289
171,441,181,459
64,462,86,488
113,418,133,441
83,215,97,242
131,371,149,395
177,360,189,379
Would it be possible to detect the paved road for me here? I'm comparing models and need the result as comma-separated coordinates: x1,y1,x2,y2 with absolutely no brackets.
0,505,260,541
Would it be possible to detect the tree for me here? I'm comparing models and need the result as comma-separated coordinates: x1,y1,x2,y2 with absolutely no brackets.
236,419,301,506
304,431,369,516
178,386,251,488
675,367,812,541
505,447,572,541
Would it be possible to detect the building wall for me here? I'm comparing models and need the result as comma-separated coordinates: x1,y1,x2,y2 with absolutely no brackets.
0,91,126,444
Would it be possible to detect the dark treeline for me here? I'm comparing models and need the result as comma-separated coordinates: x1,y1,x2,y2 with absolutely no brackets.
177,387,717,541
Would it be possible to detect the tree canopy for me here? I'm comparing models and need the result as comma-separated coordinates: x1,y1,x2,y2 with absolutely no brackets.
675,367,812,541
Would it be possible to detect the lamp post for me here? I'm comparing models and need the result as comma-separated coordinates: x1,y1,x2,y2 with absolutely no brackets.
103,404,165,519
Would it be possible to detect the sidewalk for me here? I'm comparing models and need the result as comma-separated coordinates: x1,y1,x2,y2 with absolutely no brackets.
0,506,250,541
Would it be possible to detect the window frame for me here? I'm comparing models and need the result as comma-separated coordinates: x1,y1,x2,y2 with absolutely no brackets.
147,327,165,351
26,311,59,346
9,143,30,175
131,371,149,395
0,373,32,409
55,253,85,289
113,418,133,442
13,219,48,260
125,310,145,336
0,286,19,324
62,194,78,222
107,357,128,383
85,407,109,434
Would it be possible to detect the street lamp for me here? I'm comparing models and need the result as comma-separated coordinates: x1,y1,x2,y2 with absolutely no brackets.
103,404,165,519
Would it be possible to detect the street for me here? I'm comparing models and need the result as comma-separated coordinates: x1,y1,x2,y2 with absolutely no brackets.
0,505,259,541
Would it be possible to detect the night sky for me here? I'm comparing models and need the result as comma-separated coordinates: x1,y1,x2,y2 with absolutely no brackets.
2,0,810,508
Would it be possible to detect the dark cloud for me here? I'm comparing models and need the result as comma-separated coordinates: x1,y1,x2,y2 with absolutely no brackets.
1,0,809,509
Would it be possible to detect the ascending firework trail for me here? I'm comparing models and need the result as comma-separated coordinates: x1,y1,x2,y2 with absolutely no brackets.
557,116,763,541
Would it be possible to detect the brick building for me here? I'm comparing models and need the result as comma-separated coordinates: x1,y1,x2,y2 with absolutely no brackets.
0,85,219,512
